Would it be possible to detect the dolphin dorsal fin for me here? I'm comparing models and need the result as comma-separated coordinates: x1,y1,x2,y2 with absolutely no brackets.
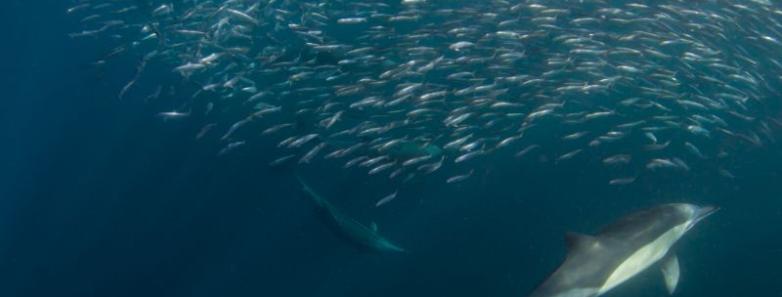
565,232,598,251
660,253,680,295
370,222,378,231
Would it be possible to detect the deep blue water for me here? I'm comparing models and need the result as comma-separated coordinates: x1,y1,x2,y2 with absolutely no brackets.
1,1,781,297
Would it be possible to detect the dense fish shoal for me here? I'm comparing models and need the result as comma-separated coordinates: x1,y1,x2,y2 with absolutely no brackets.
70,0,782,193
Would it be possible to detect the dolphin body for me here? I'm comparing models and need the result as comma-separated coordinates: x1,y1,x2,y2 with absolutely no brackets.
529,203,717,297
297,176,406,253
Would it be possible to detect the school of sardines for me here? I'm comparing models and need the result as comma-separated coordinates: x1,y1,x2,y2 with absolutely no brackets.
70,0,782,193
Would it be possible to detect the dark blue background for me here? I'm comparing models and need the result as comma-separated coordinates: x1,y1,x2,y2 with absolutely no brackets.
0,2,779,297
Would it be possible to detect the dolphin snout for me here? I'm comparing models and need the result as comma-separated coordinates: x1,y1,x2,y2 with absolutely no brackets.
694,205,719,223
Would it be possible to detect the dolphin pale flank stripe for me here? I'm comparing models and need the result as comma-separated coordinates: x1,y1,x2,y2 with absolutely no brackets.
528,203,717,297
296,175,406,253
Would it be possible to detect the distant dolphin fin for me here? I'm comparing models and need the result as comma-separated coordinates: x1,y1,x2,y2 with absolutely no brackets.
370,222,378,231
661,253,680,295
565,232,599,251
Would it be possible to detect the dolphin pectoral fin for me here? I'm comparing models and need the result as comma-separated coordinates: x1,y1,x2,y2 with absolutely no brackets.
370,222,378,232
660,253,680,295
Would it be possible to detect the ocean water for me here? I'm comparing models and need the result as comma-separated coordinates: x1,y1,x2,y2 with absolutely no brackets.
1,1,781,297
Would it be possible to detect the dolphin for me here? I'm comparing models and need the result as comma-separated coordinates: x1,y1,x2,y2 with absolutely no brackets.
528,203,718,297
296,176,406,253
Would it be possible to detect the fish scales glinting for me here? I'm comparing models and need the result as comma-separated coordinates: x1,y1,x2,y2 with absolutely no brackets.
69,0,782,186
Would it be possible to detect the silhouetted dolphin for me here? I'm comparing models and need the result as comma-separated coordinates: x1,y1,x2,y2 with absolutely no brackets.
297,176,406,253
529,203,717,297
